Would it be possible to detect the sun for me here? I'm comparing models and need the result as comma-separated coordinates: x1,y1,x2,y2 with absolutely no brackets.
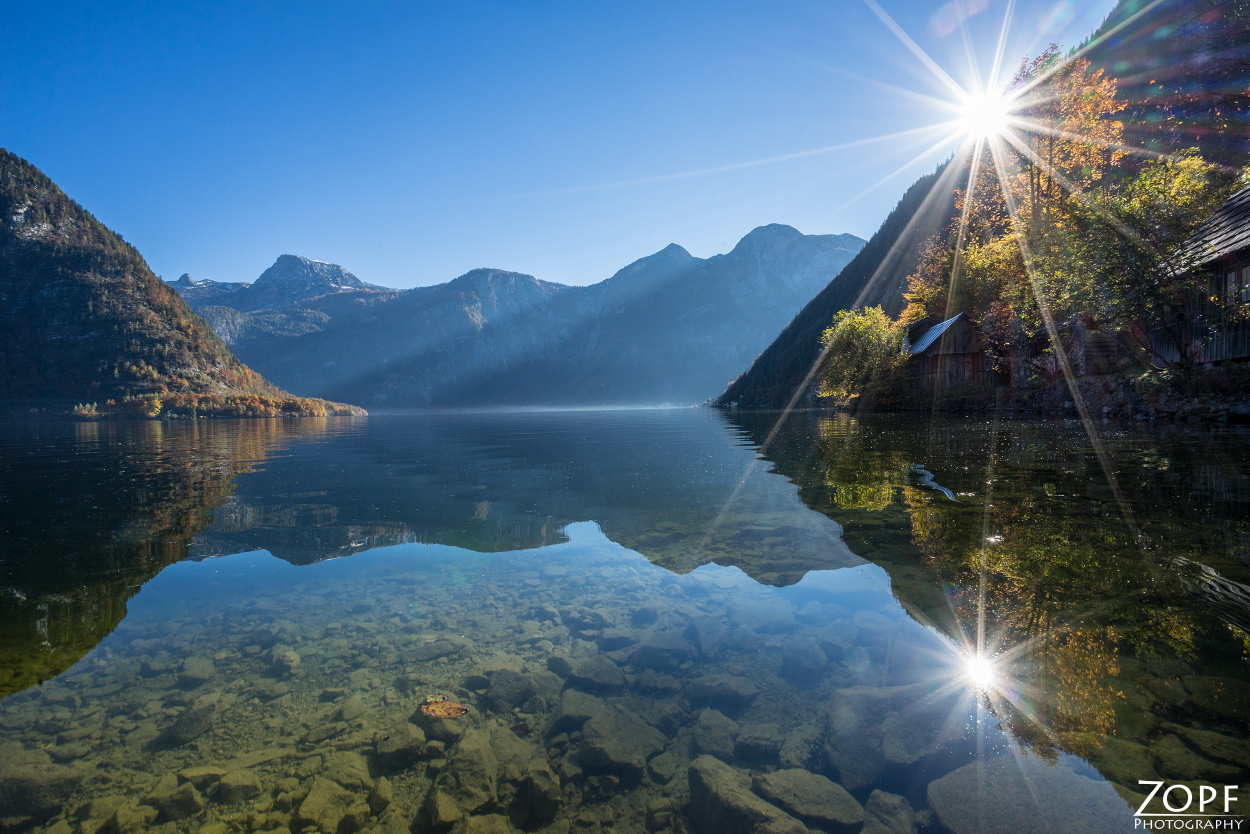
964,652,999,690
958,90,1012,140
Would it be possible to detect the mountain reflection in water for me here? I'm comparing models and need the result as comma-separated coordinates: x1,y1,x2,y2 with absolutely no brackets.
0,409,1246,833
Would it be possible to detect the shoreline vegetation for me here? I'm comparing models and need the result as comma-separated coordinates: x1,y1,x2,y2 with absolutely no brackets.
767,47,1250,423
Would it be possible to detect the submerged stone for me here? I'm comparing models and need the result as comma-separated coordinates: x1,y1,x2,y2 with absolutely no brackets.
579,707,667,773
217,769,263,804
692,709,740,761
567,655,625,692
863,790,917,834
163,692,220,745
687,755,808,834
752,768,863,830
294,777,357,834
927,756,1134,834
0,745,82,824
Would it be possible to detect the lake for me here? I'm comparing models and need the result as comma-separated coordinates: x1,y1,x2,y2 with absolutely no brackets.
1,408,1247,833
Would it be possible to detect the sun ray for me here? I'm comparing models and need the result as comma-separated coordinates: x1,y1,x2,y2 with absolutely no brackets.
862,0,968,101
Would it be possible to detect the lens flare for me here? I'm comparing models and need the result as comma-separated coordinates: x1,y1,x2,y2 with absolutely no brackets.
958,91,1011,139
964,652,998,690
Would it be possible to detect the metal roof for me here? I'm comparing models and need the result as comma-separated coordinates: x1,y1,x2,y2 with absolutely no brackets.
1180,184,1250,267
909,313,963,355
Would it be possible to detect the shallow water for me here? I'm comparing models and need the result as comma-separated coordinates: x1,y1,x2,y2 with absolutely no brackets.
0,409,1246,833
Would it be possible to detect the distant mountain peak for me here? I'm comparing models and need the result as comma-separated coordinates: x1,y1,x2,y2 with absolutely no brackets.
732,224,804,252
254,255,364,290
172,273,198,287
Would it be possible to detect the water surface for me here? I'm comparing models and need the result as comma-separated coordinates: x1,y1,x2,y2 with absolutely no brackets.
1,409,1247,833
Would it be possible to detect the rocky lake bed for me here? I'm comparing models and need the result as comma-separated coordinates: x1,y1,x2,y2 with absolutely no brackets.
0,524,1153,834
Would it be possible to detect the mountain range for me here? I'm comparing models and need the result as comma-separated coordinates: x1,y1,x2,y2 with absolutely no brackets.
177,225,866,407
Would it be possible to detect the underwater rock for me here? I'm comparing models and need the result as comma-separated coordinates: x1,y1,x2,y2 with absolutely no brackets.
322,750,374,792
368,775,393,815
779,642,828,686
178,656,215,687
693,709,740,762
687,755,808,834
778,722,823,770
546,655,574,679
597,627,639,652
629,632,695,670
412,639,465,662
163,692,220,745
103,802,159,833
526,763,563,823
752,769,863,830
218,769,263,804
176,766,226,789
1176,726,1250,769
734,724,783,764
488,669,539,711
567,656,625,692
337,694,367,722
825,685,952,790
1077,735,1159,786
579,707,667,773
269,645,301,675
1181,676,1250,720
927,756,1134,834
0,744,82,825
647,751,680,783
547,689,608,736
442,728,500,812
293,777,357,834
686,674,759,712
375,722,427,769
1150,733,1241,782
419,785,463,830
152,781,204,821
863,790,917,834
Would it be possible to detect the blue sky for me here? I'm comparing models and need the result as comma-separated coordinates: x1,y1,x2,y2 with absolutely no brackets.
1,1,1114,288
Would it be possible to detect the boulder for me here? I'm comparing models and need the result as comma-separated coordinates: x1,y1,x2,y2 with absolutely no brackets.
269,645,301,675
629,632,695,670
927,756,1136,834
567,656,625,692
419,785,462,830
337,694,367,722
0,745,82,824
753,769,863,831
488,669,539,711
687,755,808,834
218,770,263,804
163,692,220,745
152,781,204,821
735,724,783,764
526,764,563,823
441,728,499,812
323,750,374,792
579,707,667,773
779,643,828,686
1182,676,1250,719
293,777,357,834
178,656,215,687
693,709,740,761
686,675,759,712
376,722,427,769
368,776,393,815
547,689,608,736
863,790,917,834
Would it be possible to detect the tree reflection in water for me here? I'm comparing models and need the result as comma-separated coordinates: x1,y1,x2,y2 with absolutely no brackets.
730,409,1250,792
